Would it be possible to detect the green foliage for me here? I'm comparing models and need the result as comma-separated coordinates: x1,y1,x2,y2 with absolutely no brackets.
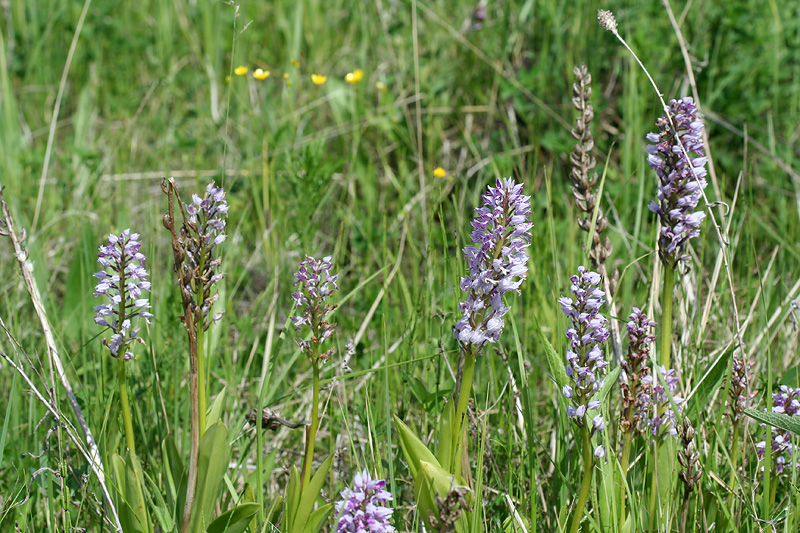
3,0,800,530
745,408,800,436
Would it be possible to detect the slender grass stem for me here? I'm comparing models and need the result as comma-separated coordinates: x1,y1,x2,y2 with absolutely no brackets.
569,425,594,533
301,362,320,489
118,358,136,455
660,266,675,368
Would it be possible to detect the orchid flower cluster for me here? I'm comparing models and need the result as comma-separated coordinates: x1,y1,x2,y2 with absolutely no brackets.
559,267,609,456
619,307,656,435
646,96,708,268
756,386,800,475
641,366,683,437
93,229,153,361
183,181,229,328
454,178,532,353
333,470,395,533
291,255,339,363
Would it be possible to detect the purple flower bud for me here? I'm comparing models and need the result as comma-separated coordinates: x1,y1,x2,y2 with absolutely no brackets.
594,445,605,459
454,178,532,354
94,229,151,360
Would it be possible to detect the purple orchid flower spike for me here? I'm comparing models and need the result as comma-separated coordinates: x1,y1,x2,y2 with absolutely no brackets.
93,229,152,361
646,97,708,267
454,178,533,353
333,469,395,532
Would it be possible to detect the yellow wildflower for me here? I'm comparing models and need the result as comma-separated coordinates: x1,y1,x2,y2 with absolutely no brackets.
311,74,327,85
234,65,248,76
253,69,270,80
434,167,447,178
291,59,300,68
345,69,365,84
283,73,290,79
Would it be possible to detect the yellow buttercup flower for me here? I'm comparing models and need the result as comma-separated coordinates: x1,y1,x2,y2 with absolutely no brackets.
291,59,300,68
283,73,290,79
254,69,270,80
434,167,447,178
234,65,248,76
311,74,327,85
345,69,364,84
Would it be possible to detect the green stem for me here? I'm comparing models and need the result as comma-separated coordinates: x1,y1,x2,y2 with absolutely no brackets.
452,348,477,475
118,358,136,455
301,363,320,489
197,325,207,434
648,440,659,531
728,421,740,490
660,266,675,368
455,349,477,430
195,253,208,435
569,425,594,533
619,430,633,521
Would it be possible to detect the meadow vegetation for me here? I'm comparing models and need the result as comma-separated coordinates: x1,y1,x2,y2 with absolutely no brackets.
2,0,800,531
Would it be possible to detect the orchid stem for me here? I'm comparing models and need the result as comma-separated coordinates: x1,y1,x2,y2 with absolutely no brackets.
569,425,594,533
118,358,136,455
301,362,320,489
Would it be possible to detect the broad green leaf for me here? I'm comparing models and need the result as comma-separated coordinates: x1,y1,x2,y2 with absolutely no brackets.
656,439,677,522
537,320,568,389
189,421,231,532
436,400,455,472
686,349,731,420
111,453,136,533
303,502,335,533
745,408,800,436
162,435,187,518
206,503,260,533
125,452,153,533
207,386,227,428
292,455,333,533
285,465,301,532
242,483,258,533
394,415,440,479
598,366,621,403
266,495,284,527
414,461,467,533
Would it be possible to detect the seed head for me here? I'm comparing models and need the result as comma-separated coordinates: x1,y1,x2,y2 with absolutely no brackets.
597,9,618,34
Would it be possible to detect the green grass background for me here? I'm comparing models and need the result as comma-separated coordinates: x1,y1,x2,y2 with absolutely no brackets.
1,0,800,530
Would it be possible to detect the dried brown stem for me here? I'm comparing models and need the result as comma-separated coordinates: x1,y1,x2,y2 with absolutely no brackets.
162,178,201,533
